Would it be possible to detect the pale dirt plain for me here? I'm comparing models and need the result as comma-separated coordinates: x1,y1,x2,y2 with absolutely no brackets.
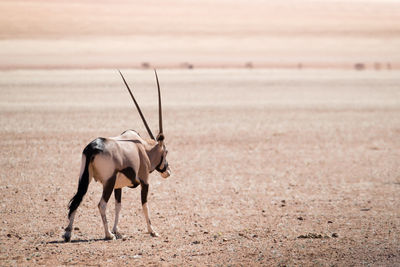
0,0,400,266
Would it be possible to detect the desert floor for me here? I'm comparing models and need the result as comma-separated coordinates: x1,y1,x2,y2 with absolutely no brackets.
0,69,399,266
0,0,400,265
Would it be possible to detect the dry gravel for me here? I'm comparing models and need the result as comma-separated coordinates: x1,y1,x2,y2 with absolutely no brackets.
0,69,399,266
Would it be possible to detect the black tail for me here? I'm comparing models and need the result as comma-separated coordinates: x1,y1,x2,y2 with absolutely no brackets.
68,138,105,218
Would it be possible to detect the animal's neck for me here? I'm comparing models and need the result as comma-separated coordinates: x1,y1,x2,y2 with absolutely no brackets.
145,143,161,171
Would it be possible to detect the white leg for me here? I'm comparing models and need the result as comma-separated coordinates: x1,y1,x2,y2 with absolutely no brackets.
112,202,122,238
142,203,158,237
98,198,115,240
141,182,158,237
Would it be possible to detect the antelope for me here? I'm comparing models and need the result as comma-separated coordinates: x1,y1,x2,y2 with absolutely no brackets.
63,70,171,242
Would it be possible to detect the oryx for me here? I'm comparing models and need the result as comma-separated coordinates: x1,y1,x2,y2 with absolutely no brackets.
63,70,171,242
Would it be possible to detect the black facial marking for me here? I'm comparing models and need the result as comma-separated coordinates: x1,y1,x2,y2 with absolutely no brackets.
141,182,149,205
154,144,168,174
119,167,140,188
155,156,168,173
114,188,121,203
102,174,116,202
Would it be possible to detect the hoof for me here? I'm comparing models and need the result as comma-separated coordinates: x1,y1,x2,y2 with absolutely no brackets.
105,233,116,241
112,231,123,239
63,232,71,242
150,231,159,237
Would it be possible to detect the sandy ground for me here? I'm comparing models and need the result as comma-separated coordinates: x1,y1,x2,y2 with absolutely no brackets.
0,69,399,265
0,0,399,265
0,0,400,69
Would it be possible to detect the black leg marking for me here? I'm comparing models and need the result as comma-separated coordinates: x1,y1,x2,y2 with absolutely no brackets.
141,182,149,205
114,188,121,203
99,175,116,241
102,174,116,202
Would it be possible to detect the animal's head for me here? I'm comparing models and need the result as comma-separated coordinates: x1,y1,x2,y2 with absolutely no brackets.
119,69,171,179
155,133,170,178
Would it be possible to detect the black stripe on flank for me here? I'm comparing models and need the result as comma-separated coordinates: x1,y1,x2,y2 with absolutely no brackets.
120,167,140,188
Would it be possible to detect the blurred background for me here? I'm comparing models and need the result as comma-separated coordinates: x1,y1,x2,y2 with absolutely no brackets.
0,0,399,70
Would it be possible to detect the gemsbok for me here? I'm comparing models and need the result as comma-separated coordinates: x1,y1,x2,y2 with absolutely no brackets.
63,70,171,242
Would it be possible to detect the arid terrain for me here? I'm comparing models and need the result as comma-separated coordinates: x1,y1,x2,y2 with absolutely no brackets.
0,69,399,265
0,0,400,70
0,0,400,266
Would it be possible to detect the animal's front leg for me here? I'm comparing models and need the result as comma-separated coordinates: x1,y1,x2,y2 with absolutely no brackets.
141,182,158,237
98,175,116,240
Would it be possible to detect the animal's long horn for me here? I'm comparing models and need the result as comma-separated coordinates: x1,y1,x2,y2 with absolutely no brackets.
118,70,155,140
154,69,163,135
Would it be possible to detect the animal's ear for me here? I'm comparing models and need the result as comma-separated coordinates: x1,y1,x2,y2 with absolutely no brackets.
156,133,165,145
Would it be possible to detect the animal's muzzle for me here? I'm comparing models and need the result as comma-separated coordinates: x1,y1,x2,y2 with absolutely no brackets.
156,159,170,178
161,166,171,178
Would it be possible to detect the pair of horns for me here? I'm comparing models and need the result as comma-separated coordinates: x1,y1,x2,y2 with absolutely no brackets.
118,69,163,140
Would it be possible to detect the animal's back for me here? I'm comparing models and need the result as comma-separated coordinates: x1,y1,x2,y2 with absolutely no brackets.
112,129,144,143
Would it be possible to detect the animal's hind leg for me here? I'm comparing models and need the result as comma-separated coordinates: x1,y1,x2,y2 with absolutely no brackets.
63,210,76,242
98,175,116,240
112,188,123,239
63,154,91,242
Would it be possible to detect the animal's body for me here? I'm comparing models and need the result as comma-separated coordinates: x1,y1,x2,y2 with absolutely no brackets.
63,71,170,242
